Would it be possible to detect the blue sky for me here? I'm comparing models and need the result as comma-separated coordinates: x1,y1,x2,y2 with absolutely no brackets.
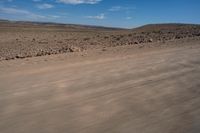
0,0,200,28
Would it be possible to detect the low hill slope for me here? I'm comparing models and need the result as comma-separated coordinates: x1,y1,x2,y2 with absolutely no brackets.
0,21,200,61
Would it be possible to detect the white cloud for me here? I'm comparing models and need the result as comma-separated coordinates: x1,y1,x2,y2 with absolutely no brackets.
48,15,60,18
57,0,101,5
0,7,30,14
109,6,135,12
109,6,122,12
0,7,46,20
126,17,132,20
86,13,105,20
0,7,65,21
37,3,54,9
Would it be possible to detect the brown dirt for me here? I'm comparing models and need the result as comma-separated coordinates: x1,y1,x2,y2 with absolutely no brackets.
0,38,200,133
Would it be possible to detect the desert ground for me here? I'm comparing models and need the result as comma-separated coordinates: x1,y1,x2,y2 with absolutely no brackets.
0,21,200,60
0,21,200,133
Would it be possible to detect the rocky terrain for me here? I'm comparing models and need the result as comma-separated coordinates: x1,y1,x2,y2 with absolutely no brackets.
0,21,200,60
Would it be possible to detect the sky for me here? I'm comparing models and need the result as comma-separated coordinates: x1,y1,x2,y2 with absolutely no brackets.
0,0,200,28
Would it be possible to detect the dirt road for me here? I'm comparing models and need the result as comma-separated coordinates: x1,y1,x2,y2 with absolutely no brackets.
0,44,200,133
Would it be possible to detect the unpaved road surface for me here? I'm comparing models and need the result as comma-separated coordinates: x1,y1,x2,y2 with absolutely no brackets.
0,45,200,133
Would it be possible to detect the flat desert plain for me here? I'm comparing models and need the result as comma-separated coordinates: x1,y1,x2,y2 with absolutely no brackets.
0,22,200,133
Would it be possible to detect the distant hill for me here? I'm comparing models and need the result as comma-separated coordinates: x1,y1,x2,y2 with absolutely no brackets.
0,19,124,31
132,23,200,32
1,19,199,31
